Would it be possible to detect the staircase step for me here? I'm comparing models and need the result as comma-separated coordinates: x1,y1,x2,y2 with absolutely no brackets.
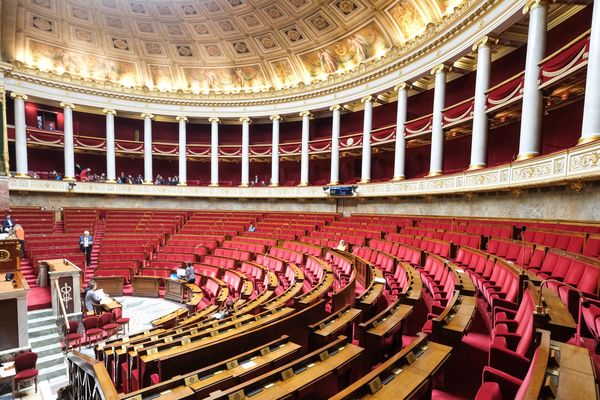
28,314,58,329
28,308,54,318
38,362,68,381
31,341,63,357
28,325,59,338
30,332,61,348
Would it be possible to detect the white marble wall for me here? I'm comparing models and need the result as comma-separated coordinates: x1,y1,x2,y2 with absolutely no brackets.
10,183,600,222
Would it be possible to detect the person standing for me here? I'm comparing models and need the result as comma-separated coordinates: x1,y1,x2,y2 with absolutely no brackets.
184,262,196,284
2,212,15,232
14,224,25,258
79,230,94,267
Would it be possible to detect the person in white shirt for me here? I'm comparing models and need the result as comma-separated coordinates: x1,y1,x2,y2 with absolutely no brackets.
79,230,94,266
248,223,256,232
336,239,347,251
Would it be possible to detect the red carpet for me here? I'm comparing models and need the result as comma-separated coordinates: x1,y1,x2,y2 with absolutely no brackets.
28,287,52,310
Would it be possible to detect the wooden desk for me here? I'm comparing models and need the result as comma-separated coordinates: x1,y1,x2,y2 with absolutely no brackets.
101,298,122,313
164,279,185,302
536,287,577,342
313,308,362,342
132,276,160,297
93,276,124,296
42,258,83,315
550,340,599,400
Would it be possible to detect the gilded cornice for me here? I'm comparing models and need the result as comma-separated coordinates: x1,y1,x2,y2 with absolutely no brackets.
0,0,500,108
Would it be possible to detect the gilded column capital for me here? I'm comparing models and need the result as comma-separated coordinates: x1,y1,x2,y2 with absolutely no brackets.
208,117,220,123
270,114,282,121
430,64,451,75
394,82,411,92
329,104,342,112
141,113,155,120
60,102,75,109
102,108,117,116
299,111,313,119
10,93,28,101
523,0,550,14
175,115,188,122
239,116,252,124
361,95,373,104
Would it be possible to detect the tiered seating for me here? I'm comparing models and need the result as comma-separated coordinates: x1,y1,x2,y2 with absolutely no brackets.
63,208,98,233
269,246,304,265
282,240,322,257
583,234,600,258
221,239,265,254
213,247,252,261
523,228,586,253
10,207,55,234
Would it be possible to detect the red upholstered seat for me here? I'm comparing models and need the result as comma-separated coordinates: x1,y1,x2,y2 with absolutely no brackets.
83,315,103,344
64,320,82,350
13,351,39,398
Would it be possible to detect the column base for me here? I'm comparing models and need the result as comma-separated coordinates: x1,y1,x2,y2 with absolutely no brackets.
391,176,405,181
239,183,249,188
14,173,30,179
427,170,442,177
176,182,187,186
515,152,538,162
105,179,116,183
328,181,339,186
297,182,309,187
577,135,600,145
268,183,279,187
143,180,153,185
63,176,76,182
208,183,219,187
467,163,486,171
359,178,371,184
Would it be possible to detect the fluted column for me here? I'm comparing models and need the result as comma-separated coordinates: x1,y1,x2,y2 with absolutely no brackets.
10,93,28,177
517,0,548,160
270,115,281,186
141,113,154,184
299,111,312,186
103,108,117,182
393,83,409,181
61,102,76,181
176,116,187,186
429,65,448,176
240,117,251,187
469,37,493,170
329,105,341,185
580,0,600,144
360,96,373,183
209,117,220,186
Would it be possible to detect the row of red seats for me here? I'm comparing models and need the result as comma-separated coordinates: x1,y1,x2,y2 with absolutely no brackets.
213,247,252,262
441,231,481,248
523,229,586,253
222,240,265,254
232,235,277,247
324,251,353,285
269,247,304,266
352,246,395,276
282,241,321,257
159,245,207,257
419,238,450,259
382,234,422,248
402,227,444,240
309,230,365,246
254,254,285,275
203,255,236,269
320,225,382,239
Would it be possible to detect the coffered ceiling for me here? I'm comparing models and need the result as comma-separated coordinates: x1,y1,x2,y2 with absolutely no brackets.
2,0,466,93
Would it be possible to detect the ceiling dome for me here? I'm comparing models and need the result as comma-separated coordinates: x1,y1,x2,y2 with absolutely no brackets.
4,0,466,95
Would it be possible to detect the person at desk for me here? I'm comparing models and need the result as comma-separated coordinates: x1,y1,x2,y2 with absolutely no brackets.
248,223,256,232
336,239,347,251
84,282,102,312
184,262,195,284
2,212,15,233
79,230,94,267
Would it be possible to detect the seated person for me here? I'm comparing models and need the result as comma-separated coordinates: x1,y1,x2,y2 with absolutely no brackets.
2,212,14,233
84,282,106,312
214,299,235,320
248,223,256,232
14,224,25,257
336,239,347,251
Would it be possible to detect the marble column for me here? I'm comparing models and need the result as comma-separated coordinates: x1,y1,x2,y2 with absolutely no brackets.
61,102,76,181
517,0,548,160
103,109,117,183
469,37,493,170
393,83,409,181
429,65,448,176
141,113,154,184
209,117,220,186
240,117,251,187
329,105,341,185
580,0,600,144
270,115,281,186
176,116,187,186
299,111,312,186
10,93,28,177
360,96,373,183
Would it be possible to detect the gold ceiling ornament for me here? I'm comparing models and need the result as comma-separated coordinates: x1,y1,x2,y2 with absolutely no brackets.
299,111,313,118
9,92,28,101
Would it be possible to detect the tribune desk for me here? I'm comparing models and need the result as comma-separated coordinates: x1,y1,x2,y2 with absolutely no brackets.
40,259,82,317
0,272,29,351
